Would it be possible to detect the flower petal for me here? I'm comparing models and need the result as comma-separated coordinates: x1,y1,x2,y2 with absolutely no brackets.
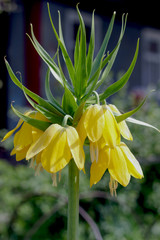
103,105,120,148
109,145,130,186
11,146,30,161
66,126,85,170
76,110,87,144
14,122,33,151
41,129,71,173
26,124,62,160
84,105,104,142
1,119,23,142
109,104,133,141
120,142,144,179
90,146,110,187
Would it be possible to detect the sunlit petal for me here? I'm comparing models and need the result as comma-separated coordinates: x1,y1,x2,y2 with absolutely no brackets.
84,105,104,142
26,124,62,160
109,146,130,186
66,126,85,170
41,129,71,173
120,142,144,179
14,122,33,151
103,105,120,148
76,110,87,144
90,146,110,187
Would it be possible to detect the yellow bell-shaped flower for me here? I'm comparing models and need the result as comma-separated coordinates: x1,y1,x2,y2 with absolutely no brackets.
26,124,85,173
90,142,143,195
77,104,120,148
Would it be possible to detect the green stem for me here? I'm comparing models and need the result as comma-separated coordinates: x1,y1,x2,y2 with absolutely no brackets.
67,159,79,240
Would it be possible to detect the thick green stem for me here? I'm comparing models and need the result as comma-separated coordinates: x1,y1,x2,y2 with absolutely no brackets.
67,159,79,240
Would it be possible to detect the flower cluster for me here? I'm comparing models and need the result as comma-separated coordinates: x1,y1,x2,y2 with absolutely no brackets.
77,104,143,195
2,4,158,194
2,102,143,193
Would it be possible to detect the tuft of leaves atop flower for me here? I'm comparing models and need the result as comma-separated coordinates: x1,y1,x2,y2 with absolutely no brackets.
4,3,149,130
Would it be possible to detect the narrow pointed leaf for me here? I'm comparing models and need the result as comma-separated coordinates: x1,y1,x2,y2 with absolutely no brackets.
86,10,95,77
29,25,65,86
82,57,103,102
126,117,160,132
90,11,116,78
58,10,65,47
96,14,127,89
5,58,65,116
47,3,75,86
75,5,87,98
62,86,78,116
45,68,62,110
21,83,63,124
74,26,80,71
100,39,139,101
11,104,51,131
115,91,151,123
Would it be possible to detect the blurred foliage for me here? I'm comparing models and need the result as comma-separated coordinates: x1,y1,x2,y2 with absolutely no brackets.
0,85,160,239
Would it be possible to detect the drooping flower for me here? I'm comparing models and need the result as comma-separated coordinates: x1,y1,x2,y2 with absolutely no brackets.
90,141,143,195
2,111,48,161
77,104,120,148
26,124,85,173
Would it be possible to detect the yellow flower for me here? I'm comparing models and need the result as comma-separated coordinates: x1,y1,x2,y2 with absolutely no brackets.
2,111,47,161
77,104,120,148
26,124,85,173
109,104,133,141
90,142,143,195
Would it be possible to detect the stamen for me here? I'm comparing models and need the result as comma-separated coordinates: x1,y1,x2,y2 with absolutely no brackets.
51,173,57,187
29,158,35,169
34,163,43,176
59,171,61,182
90,143,95,163
95,143,99,163
109,176,118,197
90,142,99,163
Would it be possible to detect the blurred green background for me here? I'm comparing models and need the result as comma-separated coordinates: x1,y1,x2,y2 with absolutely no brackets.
0,87,160,240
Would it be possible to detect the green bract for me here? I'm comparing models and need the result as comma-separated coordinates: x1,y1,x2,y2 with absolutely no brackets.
5,4,159,132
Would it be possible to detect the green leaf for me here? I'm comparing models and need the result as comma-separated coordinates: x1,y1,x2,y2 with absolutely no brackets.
115,91,151,123
90,11,116,78
74,5,87,98
5,58,65,116
58,10,65,47
62,86,78,116
86,10,95,77
126,117,160,133
82,57,103,102
45,68,62,109
21,82,63,124
11,104,52,131
95,13,127,90
47,3,75,86
100,38,139,101
29,25,66,87
74,26,80,71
